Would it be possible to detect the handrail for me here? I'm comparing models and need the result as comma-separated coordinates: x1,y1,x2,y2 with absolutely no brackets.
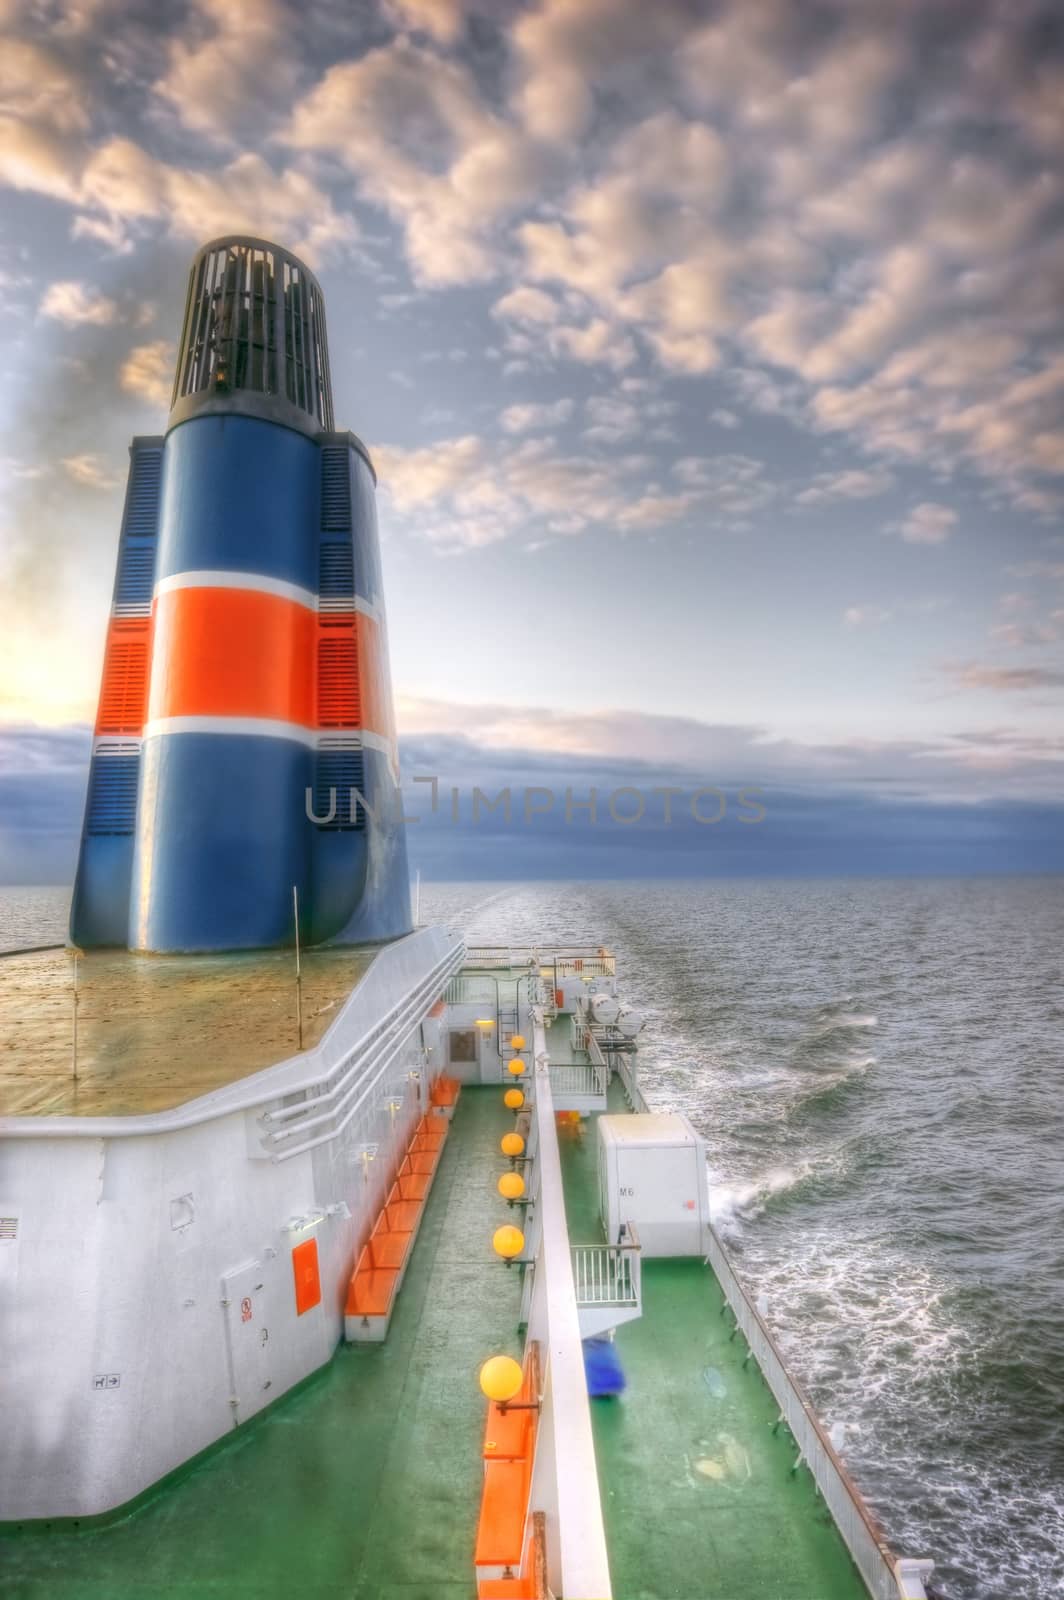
262,950,465,1161
704,1223,932,1600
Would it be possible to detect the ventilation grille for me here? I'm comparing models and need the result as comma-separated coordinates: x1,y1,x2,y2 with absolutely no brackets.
0,1216,17,1242
313,747,366,831
97,622,150,735
86,753,139,836
321,447,351,531
114,543,156,615
317,631,360,726
318,539,354,615
122,448,162,539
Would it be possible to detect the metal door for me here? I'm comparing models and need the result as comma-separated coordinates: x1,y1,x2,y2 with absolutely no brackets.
221,1259,273,1423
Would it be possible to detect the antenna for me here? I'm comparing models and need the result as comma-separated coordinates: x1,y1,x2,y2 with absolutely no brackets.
71,950,80,1083
293,885,304,1051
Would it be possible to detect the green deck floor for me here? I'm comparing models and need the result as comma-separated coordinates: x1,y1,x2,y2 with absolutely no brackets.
558,1096,869,1600
1,1089,522,1600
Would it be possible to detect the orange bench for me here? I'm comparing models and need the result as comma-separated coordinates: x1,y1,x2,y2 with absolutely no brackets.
345,1259,398,1318
344,1110,450,1342
475,1344,541,1589
474,1458,532,1571
429,1074,460,1115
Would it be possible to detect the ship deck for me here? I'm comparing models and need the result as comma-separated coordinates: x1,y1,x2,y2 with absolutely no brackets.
560,1079,868,1600
3,1079,869,1599
0,945,373,1117
0,1087,524,1598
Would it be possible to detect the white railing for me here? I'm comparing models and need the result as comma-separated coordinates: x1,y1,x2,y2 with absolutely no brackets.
524,1014,613,1599
549,1061,608,1100
571,1230,640,1311
465,945,615,977
443,974,498,1003
704,1225,933,1600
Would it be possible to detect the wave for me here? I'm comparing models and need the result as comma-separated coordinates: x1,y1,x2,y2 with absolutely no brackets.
709,1153,851,1229
812,1012,879,1038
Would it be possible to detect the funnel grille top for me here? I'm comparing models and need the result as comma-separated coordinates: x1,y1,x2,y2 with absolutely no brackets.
171,237,333,434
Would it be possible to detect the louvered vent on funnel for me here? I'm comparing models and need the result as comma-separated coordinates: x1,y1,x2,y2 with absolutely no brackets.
320,446,351,529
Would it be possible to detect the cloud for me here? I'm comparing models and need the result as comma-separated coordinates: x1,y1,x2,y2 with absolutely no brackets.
395,692,1064,802
511,0,692,142
384,0,468,43
39,280,118,326
0,115,81,201
119,339,174,409
796,467,894,505
75,139,354,263
582,395,639,443
710,408,739,429
284,38,546,285
548,319,636,371
491,285,561,325
946,663,1064,693
375,433,760,550
500,398,573,434
844,605,892,628
0,38,91,135
61,453,122,489
893,502,958,545
154,0,303,140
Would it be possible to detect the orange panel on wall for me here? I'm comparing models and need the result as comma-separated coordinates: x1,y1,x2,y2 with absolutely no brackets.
292,1237,322,1315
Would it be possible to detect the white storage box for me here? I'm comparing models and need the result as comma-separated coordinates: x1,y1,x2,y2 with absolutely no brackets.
597,1112,709,1257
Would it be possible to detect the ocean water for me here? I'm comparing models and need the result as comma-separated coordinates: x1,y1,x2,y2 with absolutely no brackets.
3,877,1062,1598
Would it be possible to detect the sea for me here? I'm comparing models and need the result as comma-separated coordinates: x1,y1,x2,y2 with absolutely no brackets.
3,876,1062,1600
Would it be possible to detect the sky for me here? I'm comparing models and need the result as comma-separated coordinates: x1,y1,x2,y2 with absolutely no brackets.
1,0,1063,883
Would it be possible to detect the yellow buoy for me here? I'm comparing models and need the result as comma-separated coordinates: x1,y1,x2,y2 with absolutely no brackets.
509,1034,526,1050
504,1088,524,1110
498,1171,526,1201
501,1131,525,1158
506,1058,524,1077
479,1355,524,1404
493,1224,525,1261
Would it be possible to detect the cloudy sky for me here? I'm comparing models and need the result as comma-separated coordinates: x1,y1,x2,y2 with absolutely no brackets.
1,0,1063,881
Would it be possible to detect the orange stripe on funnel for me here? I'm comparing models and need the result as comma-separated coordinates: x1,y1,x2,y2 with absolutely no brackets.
150,586,316,726
147,585,397,743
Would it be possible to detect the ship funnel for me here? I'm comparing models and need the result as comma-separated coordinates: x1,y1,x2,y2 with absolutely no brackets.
70,236,412,953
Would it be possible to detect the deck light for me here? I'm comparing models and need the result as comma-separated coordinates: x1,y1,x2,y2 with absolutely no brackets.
506,1058,524,1076
501,1132,525,1158
492,1224,525,1262
475,1019,494,1030
509,1034,526,1050
497,1172,525,1201
479,1355,524,1405
504,1088,524,1110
